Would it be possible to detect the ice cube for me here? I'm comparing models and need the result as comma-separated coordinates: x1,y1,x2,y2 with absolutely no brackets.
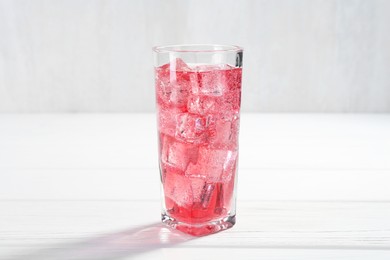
187,95,219,115
157,58,191,72
210,120,233,148
169,83,190,110
185,147,238,182
190,181,217,210
189,177,208,203
192,181,226,213
200,183,216,208
187,89,240,118
161,135,198,171
209,115,240,149
158,108,178,137
162,165,206,207
191,66,229,96
175,113,215,143
155,58,192,110
155,69,171,107
171,58,191,72
160,162,185,184
163,167,192,206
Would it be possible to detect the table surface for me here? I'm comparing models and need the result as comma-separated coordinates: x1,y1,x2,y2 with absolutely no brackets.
1,113,390,259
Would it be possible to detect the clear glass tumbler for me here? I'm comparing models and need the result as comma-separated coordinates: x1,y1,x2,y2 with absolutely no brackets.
153,44,243,236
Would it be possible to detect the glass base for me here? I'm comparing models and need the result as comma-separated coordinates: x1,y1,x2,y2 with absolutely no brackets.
161,213,236,236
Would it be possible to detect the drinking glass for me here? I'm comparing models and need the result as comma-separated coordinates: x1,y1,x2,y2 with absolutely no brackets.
153,44,243,236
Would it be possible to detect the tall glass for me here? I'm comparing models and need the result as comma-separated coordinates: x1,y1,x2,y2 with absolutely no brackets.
153,44,243,236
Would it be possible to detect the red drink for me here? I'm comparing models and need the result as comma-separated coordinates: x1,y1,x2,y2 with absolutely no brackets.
155,57,242,236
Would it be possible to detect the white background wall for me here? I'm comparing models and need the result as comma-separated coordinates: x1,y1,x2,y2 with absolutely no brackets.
0,0,389,113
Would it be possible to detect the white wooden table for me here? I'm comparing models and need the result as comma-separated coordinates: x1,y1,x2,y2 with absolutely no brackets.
1,113,390,259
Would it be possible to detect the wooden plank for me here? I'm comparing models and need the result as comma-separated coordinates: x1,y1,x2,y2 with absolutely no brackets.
0,201,389,259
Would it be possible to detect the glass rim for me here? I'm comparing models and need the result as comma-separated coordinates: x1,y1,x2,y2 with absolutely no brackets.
153,44,243,53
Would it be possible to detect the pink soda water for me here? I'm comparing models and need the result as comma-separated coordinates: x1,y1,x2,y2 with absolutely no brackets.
155,58,241,236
